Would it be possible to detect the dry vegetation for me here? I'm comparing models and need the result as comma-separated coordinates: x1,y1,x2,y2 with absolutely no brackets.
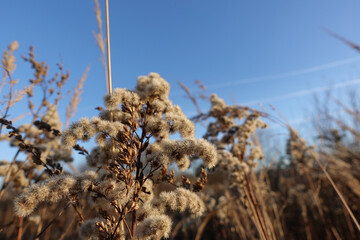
0,1,360,240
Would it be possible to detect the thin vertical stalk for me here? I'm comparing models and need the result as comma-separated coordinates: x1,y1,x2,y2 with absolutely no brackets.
105,0,112,95
244,173,270,240
105,2,123,239
105,0,114,144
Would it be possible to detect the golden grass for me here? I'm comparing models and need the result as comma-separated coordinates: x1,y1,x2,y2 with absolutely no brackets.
0,3,359,240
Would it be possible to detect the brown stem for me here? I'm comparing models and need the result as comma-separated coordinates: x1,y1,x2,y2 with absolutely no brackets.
16,217,23,240
123,218,133,239
71,203,84,223
312,151,360,233
304,168,332,240
343,205,356,240
131,181,139,237
105,0,112,94
245,173,270,240
111,216,123,240
171,218,187,240
35,202,71,239
194,197,236,240
195,211,216,240
244,187,266,240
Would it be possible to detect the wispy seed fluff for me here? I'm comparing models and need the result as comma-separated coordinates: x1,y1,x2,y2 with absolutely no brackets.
135,215,172,240
78,218,103,240
135,72,170,100
14,171,97,217
165,105,195,137
88,179,135,214
104,88,140,110
61,117,95,147
155,188,205,217
99,109,131,122
136,203,162,222
0,161,28,189
92,179,134,207
144,106,195,139
148,98,170,113
86,146,113,167
145,115,169,139
146,138,218,169
210,94,226,108
61,117,125,148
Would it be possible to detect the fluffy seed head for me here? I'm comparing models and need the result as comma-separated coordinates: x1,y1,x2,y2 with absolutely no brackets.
156,188,205,216
135,73,170,100
135,215,172,240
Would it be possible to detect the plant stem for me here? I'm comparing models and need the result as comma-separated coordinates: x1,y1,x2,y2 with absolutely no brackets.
105,0,112,95
311,151,360,233
16,217,23,240
245,173,270,240
34,202,71,239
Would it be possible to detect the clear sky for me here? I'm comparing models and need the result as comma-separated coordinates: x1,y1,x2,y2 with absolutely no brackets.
1,1,360,150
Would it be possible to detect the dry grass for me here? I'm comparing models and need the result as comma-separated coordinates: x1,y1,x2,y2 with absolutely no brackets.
0,2,360,240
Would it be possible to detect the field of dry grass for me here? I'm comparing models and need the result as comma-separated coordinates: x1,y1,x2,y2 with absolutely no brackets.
0,1,359,239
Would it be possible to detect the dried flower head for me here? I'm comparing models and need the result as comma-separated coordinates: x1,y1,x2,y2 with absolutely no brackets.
14,171,96,217
135,215,172,240
135,72,170,101
155,187,205,217
147,138,217,169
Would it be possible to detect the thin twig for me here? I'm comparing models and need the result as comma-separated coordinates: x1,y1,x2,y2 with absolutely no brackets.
71,203,84,223
0,218,16,233
323,28,360,53
123,218,133,239
111,216,123,240
178,80,202,114
105,0,112,94
194,197,236,240
310,151,360,233
171,218,187,239
131,182,138,236
195,211,216,240
34,202,71,239
0,66,14,134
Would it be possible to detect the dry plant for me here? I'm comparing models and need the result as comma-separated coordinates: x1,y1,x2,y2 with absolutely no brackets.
1,2,360,240
2,71,216,240
171,80,360,240
0,42,88,239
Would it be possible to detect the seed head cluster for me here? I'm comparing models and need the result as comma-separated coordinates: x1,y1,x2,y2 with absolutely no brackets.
14,171,97,217
13,73,216,239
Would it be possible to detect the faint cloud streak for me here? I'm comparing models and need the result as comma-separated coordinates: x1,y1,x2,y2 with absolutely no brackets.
207,57,360,89
242,78,360,106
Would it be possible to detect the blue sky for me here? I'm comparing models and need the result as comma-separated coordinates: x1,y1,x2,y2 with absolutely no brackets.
1,1,360,157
